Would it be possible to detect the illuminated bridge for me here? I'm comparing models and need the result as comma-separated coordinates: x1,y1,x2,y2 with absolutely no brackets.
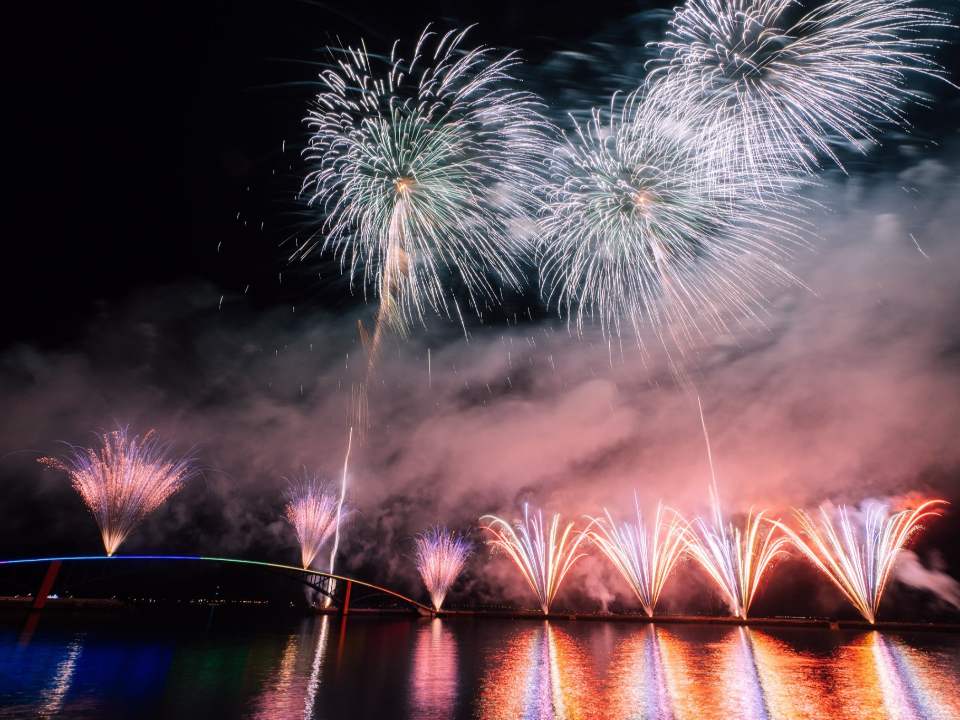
0,555,433,616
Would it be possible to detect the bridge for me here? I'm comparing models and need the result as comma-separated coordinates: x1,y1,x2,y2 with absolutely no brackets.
0,555,433,616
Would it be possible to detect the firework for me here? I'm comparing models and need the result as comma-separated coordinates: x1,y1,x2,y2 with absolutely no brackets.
587,498,689,616
326,428,353,578
777,500,946,623
683,398,789,617
300,27,550,371
39,426,198,556
649,0,952,175
412,525,474,611
284,470,350,570
482,506,590,614
539,91,803,359
685,507,790,617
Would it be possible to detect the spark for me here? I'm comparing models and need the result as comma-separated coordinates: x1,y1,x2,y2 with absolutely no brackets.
910,233,931,260
482,506,590,613
411,525,474,611
587,498,689,616
777,500,946,623
284,468,351,571
649,0,953,176
539,90,804,360
684,507,791,617
300,27,550,436
39,426,198,556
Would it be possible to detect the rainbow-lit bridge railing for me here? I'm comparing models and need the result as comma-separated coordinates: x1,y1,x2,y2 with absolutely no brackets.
0,555,432,615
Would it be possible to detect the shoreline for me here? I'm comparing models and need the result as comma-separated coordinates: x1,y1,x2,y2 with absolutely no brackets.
431,609,960,632
4,596,958,631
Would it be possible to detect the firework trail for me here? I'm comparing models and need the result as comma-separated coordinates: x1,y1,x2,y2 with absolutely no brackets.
284,469,350,570
684,400,790,617
777,500,946,623
648,0,953,177
539,90,804,364
482,506,590,614
412,525,474,611
326,427,353,577
300,26,550,437
587,498,689,616
39,426,198,556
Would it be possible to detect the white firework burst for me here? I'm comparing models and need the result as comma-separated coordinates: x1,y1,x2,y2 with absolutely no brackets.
648,0,952,175
300,26,551,340
539,91,805,356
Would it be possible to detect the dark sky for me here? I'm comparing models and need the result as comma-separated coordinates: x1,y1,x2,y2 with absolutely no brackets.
6,0,674,347
3,0,960,618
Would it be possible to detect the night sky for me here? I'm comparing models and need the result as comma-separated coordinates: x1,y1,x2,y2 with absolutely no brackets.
3,0,960,619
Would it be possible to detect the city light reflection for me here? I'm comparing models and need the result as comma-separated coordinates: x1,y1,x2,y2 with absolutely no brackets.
37,635,84,718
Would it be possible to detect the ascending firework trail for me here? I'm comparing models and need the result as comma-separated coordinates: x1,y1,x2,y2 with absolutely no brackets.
299,27,550,577
683,400,790,617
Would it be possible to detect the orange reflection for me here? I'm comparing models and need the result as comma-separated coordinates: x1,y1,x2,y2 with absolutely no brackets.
831,631,960,719
654,625,765,717
477,622,601,720
409,619,459,719
603,625,671,718
748,628,832,718
248,634,307,718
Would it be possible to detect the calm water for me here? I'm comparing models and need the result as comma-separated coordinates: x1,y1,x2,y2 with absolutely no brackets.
1,611,958,719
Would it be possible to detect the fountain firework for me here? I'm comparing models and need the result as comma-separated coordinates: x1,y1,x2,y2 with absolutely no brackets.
684,507,791,617
587,499,689,616
482,507,590,614
284,470,349,570
649,0,953,176
39,426,198,556
684,400,790,617
300,26,550,438
412,525,474,611
539,90,803,362
777,500,947,623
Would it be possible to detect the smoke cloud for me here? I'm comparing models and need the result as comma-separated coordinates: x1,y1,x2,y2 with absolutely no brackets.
1,156,958,617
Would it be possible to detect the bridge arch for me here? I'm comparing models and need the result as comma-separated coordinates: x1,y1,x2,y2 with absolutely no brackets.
0,555,433,615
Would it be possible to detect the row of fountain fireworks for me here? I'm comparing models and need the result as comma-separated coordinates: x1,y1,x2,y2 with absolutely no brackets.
38,426,946,624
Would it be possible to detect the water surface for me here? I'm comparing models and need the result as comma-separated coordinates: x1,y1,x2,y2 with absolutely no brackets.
1,611,958,718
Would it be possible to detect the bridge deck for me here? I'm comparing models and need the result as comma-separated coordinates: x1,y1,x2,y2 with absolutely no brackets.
0,555,432,614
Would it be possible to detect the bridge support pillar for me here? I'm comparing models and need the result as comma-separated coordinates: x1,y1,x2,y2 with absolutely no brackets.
341,580,352,616
32,561,61,610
